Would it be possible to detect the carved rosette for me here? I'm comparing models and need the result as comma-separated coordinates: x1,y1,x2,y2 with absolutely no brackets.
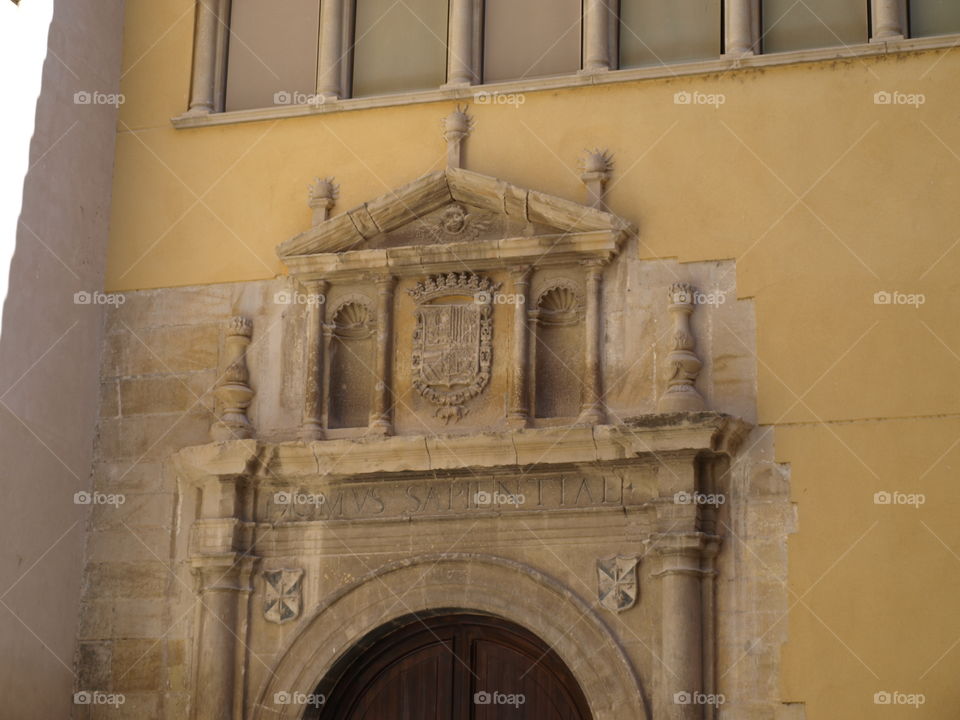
659,283,706,412
408,272,499,423
211,316,255,441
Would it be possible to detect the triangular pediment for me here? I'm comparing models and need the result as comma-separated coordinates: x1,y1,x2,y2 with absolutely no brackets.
277,168,634,261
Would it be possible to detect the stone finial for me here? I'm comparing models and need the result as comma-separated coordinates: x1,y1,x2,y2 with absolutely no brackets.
211,316,255,441
579,149,613,209
442,105,474,169
308,177,338,226
658,283,706,412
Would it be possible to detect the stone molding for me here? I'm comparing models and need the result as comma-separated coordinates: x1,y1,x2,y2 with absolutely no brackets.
174,33,960,129
277,167,633,263
247,553,649,720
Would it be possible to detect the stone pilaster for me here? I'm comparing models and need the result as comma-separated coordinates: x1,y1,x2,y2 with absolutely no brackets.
369,275,396,435
299,280,330,441
507,265,532,428
578,259,607,424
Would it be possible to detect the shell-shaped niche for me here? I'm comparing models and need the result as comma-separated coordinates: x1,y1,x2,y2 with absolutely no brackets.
538,285,582,325
333,300,373,338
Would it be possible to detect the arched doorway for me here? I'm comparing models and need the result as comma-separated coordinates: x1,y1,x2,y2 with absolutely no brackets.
312,613,593,720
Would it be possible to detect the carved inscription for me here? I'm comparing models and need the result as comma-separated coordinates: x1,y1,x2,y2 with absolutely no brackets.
262,472,651,523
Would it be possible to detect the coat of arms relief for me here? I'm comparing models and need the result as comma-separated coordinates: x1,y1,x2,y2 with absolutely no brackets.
408,272,499,423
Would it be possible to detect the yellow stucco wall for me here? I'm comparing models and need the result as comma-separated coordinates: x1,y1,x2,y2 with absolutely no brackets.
109,1,960,716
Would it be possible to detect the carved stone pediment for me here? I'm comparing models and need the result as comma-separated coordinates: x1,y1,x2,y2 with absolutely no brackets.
276,168,635,279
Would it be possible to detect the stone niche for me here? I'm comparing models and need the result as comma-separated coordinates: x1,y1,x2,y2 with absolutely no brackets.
171,156,765,720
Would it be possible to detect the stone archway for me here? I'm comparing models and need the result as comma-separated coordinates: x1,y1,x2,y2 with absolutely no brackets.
249,553,649,720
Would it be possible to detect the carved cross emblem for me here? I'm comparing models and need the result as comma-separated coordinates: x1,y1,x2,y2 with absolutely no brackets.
263,568,304,624
597,556,639,613
408,273,498,423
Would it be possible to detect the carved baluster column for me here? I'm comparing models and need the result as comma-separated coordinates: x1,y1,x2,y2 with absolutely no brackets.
212,317,255,441
724,0,759,57
871,0,906,41
578,259,607,425
507,266,532,428
299,280,330,441
317,0,345,98
583,0,612,72
369,275,396,435
659,283,706,412
445,0,475,85
187,0,231,115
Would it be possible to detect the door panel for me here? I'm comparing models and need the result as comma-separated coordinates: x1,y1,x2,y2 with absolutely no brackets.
322,614,592,720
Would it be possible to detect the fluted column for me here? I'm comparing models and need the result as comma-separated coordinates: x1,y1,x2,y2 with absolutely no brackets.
871,0,906,41
507,266,532,428
445,0,475,85
188,0,230,114
369,275,396,435
578,259,606,424
317,0,345,98
299,280,329,441
583,0,612,71
724,0,758,57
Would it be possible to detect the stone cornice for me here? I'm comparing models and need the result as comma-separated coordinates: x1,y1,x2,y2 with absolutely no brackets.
171,33,960,130
172,413,750,482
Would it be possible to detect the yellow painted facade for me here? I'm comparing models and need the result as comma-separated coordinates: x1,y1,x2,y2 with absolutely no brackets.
107,1,960,717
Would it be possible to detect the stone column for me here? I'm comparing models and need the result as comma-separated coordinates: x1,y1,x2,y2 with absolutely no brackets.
871,0,906,41
445,0,475,85
578,259,606,425
583,0,612,72
650,452,712,720
317,0,345,98
654,533,710,720
188,0,230,114
176,441,259,720
724,0,758,57
299,280,330,441
507,266,532,428
369,275,396,435
191,552,244,720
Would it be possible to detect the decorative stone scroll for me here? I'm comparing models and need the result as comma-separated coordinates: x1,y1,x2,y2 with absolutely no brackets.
659,282,706,412
408,272,499,423
211,316,255,441
597,555,640,613
263,568,304,625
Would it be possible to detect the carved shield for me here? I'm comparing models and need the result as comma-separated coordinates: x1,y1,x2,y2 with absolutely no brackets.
263,568,304,624
597,556,639,613
409,273,497,422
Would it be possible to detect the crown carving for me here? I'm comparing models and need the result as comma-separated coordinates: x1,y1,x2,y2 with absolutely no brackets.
407,272,500,303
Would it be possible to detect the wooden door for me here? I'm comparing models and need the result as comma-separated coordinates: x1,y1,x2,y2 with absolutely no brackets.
320,614,592,720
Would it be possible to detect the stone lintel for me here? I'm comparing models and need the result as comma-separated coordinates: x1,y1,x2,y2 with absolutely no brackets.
281,229,624,282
